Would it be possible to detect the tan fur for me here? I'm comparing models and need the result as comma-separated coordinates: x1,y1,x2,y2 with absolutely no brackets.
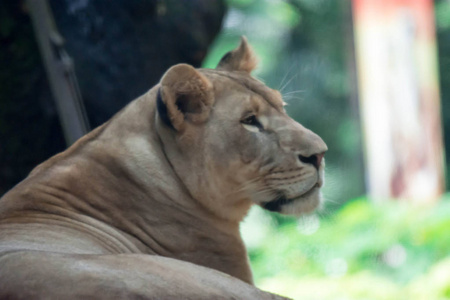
0,38,326,299
160,64,214,130
217,36,259,73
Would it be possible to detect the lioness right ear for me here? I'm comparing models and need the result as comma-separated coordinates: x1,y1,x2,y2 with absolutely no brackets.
217,36,258,73
157,64,214,132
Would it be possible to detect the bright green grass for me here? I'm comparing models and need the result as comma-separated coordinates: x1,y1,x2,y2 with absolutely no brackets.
242,196,450,299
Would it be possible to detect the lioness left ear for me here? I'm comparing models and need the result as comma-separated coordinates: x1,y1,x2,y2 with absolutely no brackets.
217,36,258,73
158,64,214,131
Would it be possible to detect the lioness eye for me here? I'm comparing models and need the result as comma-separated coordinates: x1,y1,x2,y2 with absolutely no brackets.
241,115,258,125
241,115,263,131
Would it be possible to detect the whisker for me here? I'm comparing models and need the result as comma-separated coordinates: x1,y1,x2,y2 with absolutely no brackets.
278,63,297,91
250,189,276,202
283,96,305,103
283,90,306,103
282,90,305,96
252,188,274,196
279,73,298,94
315,208,333,219
224,176,263,197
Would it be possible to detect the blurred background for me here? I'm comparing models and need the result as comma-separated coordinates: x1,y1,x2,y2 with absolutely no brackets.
2,0,450,299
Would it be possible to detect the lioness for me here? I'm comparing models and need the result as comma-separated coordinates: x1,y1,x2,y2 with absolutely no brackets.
0,38,327,299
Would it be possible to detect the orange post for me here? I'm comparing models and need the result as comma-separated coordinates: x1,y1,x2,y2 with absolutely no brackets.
352,0,445,202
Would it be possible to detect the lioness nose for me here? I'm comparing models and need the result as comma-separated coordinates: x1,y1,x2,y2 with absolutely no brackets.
298,153,325,169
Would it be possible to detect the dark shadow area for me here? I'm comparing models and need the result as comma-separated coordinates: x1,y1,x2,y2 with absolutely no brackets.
0,0,226,195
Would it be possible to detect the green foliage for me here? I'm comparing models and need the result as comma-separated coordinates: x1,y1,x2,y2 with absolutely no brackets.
436,0,450,30
435,0,450,188
241,196,450,299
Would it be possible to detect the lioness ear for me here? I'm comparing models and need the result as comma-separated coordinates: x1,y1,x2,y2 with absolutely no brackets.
217,36,258,73
158,64,214,131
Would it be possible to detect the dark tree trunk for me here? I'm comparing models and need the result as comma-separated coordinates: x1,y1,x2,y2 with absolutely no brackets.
0,0,226,196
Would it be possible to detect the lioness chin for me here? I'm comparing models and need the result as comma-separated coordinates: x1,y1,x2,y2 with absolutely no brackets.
0,37,327,299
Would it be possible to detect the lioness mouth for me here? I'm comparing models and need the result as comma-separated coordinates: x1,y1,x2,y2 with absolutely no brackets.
262,184,318,212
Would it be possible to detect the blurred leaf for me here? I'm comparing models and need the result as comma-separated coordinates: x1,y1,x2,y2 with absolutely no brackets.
436,1,450,30
265,1,300,28
226,0,256,8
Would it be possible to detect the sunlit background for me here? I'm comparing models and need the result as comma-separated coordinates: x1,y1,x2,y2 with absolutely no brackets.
2,0,450,299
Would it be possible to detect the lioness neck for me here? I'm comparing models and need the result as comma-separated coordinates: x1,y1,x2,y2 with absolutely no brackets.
0,88,254,284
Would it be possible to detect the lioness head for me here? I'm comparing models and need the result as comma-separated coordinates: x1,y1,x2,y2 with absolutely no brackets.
156,37,327,221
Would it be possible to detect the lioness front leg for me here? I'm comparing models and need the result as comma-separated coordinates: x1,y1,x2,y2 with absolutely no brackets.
0,251,288,300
